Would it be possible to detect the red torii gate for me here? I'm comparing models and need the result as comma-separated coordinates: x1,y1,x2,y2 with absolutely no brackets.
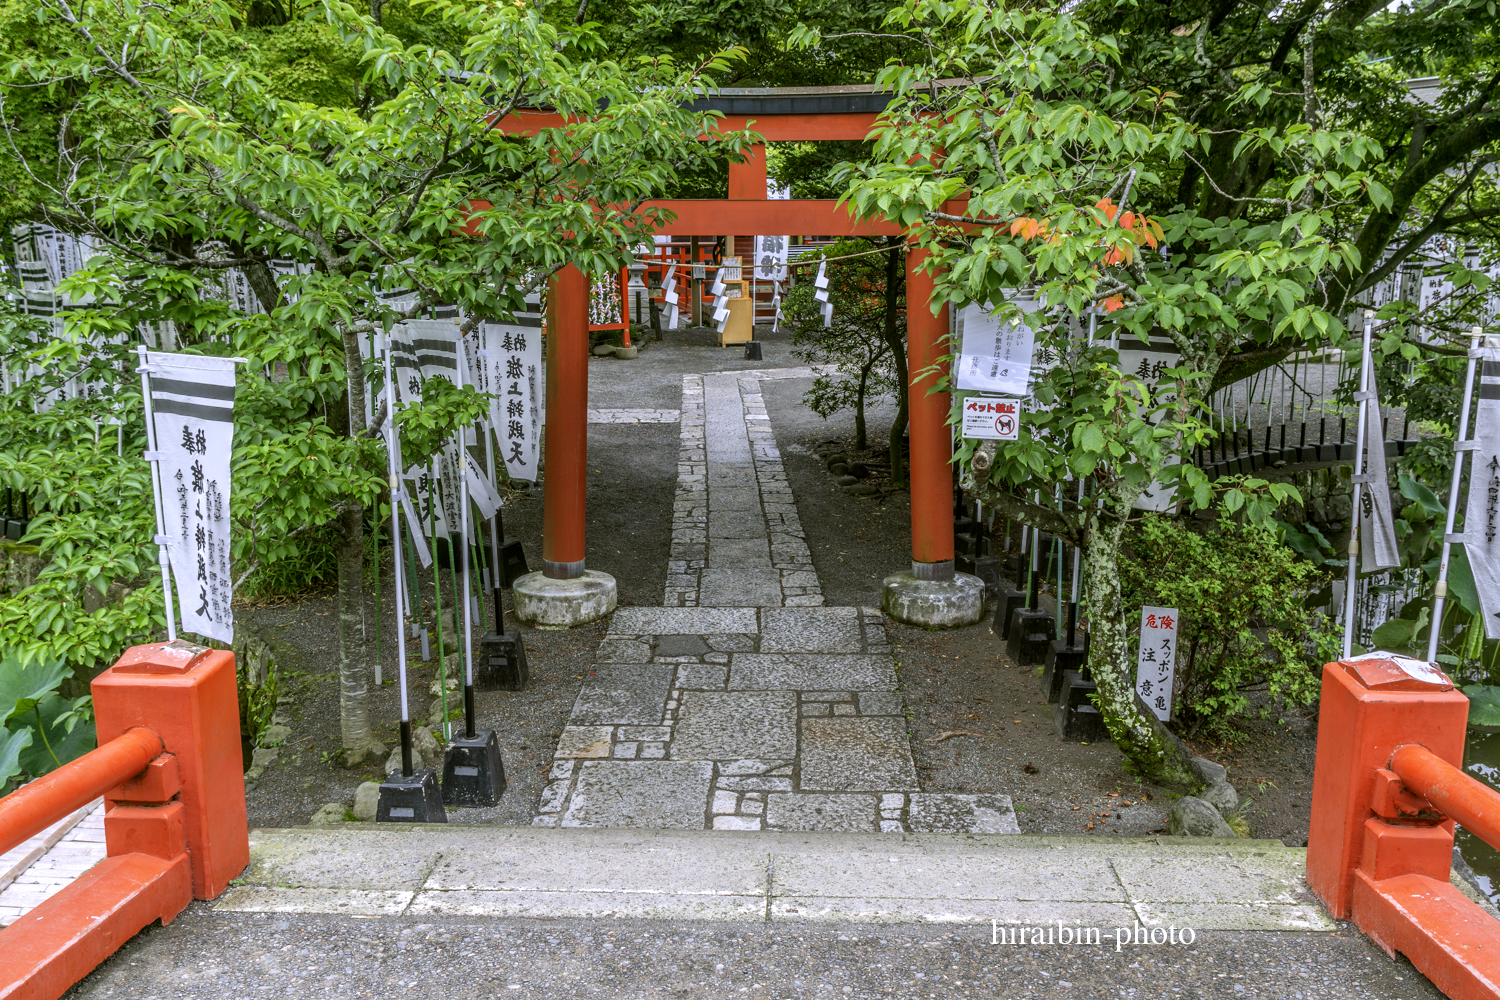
502,86,980,627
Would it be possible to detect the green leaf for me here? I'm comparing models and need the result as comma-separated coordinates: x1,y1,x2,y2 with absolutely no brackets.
1465,685,1500,728
1369,618,1416,649
0,727,33,788
0,655,70,726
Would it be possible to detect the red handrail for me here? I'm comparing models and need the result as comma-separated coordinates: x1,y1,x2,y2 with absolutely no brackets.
1390,743,1500,844
0,727,163,856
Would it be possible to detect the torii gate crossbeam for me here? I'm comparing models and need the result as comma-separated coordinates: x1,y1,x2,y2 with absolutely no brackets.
504,86,978,629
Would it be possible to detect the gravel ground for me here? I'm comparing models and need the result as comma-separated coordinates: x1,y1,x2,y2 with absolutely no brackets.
240,421,675,828
64,908,1441,1000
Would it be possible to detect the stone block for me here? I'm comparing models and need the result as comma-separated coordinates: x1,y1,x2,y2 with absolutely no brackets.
704,634,757,652
708,537,772,566
709,512,765,539
555,726,613,759
765,793,878,832
698,567,783,607
712,816,762,831
570,664,674,726
561,761,714,829
609,607,759,636
655,634,710,657
596,639,652,663
800,717,919,792
716,776,794,792
729,654,897,692
670,691,798,760
675,664,729,690
759,607,863,653
719,759,789,775
907,793,1021,834
858,691,904,716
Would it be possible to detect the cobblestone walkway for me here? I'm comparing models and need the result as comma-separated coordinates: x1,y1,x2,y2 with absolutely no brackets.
534,367,1018,834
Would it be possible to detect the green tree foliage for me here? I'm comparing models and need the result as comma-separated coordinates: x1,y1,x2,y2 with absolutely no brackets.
1119,517,1340,738
0,0,745,763
782,238,906,459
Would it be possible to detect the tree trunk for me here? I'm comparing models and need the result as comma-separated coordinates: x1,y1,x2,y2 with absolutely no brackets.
335,502,381,762
855,369,868,451
881,239,908,486
1080,494,1200,791
333,326,383,765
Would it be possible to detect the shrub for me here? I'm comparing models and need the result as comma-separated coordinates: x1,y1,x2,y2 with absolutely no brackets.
1118,515,1340,737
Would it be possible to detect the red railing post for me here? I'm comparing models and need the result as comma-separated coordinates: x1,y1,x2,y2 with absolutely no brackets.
0,639,246,1000
1307,654,1467,919
92,640,249,899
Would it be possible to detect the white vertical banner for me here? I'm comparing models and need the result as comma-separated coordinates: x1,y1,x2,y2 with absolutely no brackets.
1465,351,1500,638
1117,335,1183,513
484,307,542,482
145,352,236,643
1357,349,1402,573
954,297,1038,396
1134,606,1179,721
755,235,788,281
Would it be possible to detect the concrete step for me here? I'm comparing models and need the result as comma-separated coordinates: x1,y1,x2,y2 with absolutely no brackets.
220,825,1333,933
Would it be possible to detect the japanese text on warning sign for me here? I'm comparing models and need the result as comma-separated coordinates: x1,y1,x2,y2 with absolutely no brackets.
1134,606,1178,721
961,396,1020,440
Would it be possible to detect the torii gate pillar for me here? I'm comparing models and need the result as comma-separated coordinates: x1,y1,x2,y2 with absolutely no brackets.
881,247,983,627
512,264,618,628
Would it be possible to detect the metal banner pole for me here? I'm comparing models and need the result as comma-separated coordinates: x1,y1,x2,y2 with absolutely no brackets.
1341,315,1375,659
381,350,413,778
135,345,177,642
458,425,476,739
1427,326,1485,662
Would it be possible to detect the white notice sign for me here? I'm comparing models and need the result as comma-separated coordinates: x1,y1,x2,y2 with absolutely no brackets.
961,396,1020,440
1134,606,1179,721
955,300,1036,396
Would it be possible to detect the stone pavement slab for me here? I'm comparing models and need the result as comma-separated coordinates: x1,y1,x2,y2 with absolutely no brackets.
218,826,1335,932
728,653,897,691
568,664,674,725
610,607,759,635
561,761,715,829
799,717,921,792
670,691,798,760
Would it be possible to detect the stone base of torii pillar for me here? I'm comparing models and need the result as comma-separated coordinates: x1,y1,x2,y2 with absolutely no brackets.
510,264,617,630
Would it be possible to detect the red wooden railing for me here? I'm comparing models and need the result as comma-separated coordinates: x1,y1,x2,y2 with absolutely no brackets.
0,641,248,1000
1308,653,1500,999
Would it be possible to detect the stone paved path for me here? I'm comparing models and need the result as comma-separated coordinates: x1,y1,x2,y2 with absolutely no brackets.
534,366,1017,834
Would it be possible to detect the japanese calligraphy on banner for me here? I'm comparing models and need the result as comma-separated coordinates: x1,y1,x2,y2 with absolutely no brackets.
954,297,1038,396
483,304,542,482
146,352,236,643
1134,606,1178,721
961,396,1019,440
1464,350,1500,638
1118,336,1183,513
755,236,788,281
